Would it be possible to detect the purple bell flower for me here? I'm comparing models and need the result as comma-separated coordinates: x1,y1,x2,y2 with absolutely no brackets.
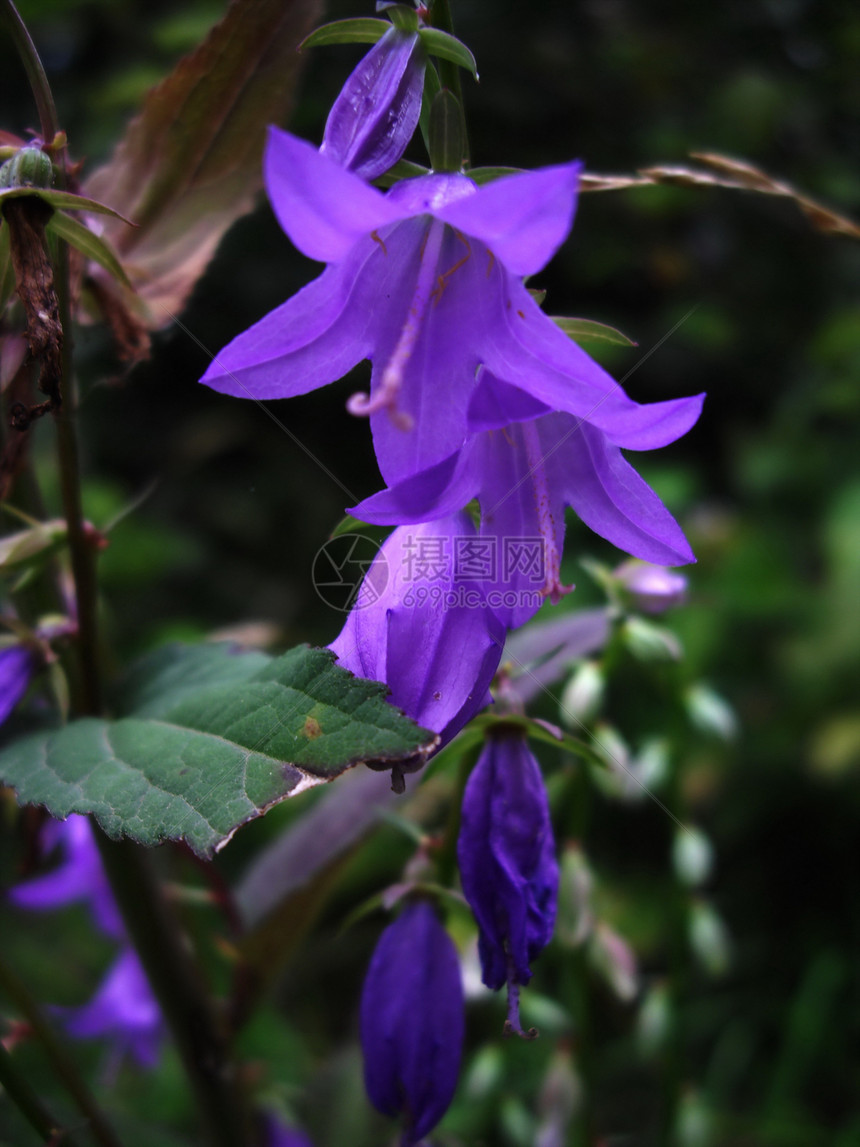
62,947,164,1071
320,26,426,181
9,813,124,941
457,732,559,1036
329,512,506,751
614,559,688,613
201,128,703,489
354,371,696,628
360,900,464,1146
0,643,35,725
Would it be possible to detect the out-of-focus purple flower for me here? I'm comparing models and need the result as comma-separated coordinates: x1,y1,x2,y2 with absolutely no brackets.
0,643,35,725
261,1111,314,1147
457,732,558,1035
8,813,124,940
614,559,688,613
201,128,703,489
360,900,464,1146
355,371,696,628
320,26,426,181
62,948,164,1070
329,512,505,750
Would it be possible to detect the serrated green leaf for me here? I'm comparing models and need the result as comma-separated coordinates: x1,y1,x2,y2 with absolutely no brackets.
298,17,389,50
551,316,638,347
46,212,132,289
0,643,437,857
0,186,133,223
419,27,478,81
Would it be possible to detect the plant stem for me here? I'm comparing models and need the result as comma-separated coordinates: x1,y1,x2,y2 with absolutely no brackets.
0,953,122,1147
0,0,59,144
93,831,250,1147
429,0,470,166
0,1041,78,1146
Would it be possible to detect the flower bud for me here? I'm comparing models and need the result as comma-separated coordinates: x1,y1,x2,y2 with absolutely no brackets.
672,825,714,887
360,900,464,1146
457,731,558,1036
614,559,687,613
622,615,683,662
320,27,426,180
559,660,604,725
0,146,53,191
0,643,35,725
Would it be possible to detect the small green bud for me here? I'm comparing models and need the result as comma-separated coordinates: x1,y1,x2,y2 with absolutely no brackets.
0,146,54,191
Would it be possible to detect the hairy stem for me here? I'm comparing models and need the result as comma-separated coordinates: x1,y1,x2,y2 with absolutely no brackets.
0,952,122,1147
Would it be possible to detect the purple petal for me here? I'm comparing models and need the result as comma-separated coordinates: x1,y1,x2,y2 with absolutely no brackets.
0,644,34,724
556,421,696,565
321,28,425,181
360,901,463,1145
261,1113,314,1147
467,370,552,432
436,163,582,276
264,127,403,263
457,735,558,990
352,443,480,525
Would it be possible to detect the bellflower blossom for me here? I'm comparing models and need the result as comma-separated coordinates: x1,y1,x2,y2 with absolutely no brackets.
62,947,165,1071
9,813,124,940
0,642,35,725
360,900,464,1145
201,128,704,490
320,26,426,181
457,732,559,1036
354,371,697,627
329,512,506,752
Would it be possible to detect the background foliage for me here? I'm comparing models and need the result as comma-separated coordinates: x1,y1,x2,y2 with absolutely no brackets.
2,1,859,1144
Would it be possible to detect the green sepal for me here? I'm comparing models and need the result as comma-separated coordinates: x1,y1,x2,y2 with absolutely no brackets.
46,212,132,289
419,27,479,80
552,316,638,348
428,88,464,174
467,166,524,184
379,4,420,33
0,186,133,224
299,18,390,51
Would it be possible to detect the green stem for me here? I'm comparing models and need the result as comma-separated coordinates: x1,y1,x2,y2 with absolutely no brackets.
0,1042,76,1145
0,953,122,1147
0,0,59,144
93,831,250,1147
429,0,470,166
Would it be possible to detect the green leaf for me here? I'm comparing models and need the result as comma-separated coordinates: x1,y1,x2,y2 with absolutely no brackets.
551,316,638,347
467,166,524,184
46,212,132,289
0,186,133,222
0,520,68,575
0,643,437,857
83,0,322,326
298,17,389,50
419,28,479,81
374,159,430,188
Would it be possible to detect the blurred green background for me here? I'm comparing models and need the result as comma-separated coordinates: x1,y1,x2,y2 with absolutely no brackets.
1,1,859,1144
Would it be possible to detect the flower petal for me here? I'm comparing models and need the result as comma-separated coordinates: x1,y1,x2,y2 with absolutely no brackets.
264,126,404,263
436,162,582,276
352,443,480,525
557,421,696,565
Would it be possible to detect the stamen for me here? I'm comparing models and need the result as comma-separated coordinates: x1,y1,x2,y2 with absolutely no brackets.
521,421,574,604
430,232,472,306
370,229,388,256
347,220,445,430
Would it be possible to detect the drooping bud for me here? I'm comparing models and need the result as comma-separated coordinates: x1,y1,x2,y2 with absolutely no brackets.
614,559,688,614
457,731,559,1037
320,26,426,181
360,900,464,1146
329,513,506,761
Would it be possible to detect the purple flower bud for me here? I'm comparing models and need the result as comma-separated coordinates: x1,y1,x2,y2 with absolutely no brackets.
329,513,506,748
457,733,558,1036
62,947,164,1070
320,27,426,181
9,813,124,941
360,900,464,1145
0,643,35,725
614,560,688,613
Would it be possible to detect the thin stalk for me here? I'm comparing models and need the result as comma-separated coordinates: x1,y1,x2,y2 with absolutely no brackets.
0,0,59,144
0,953,122,1147
0,1041,78,1145
429,0,470,166
94,831,250,1147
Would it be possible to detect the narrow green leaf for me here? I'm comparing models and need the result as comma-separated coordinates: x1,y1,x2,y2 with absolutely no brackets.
0,520,68,574
466,166,524,184
419,27,479,81
0,643,438,857
0,186,133,223
551,316,638,347
428,88,464,173
374,159,430,188
46,212,132,289
298,17,389,50
418,59,442,155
